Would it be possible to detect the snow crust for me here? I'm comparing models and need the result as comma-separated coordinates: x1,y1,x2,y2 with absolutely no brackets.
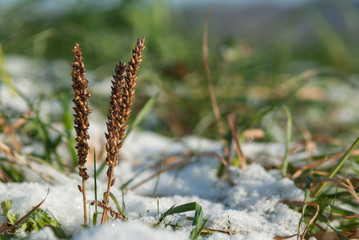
0,131,303,240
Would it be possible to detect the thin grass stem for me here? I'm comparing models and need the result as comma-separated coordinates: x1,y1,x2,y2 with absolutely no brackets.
313,137,359,198
202,7,230,167
281,105,292,178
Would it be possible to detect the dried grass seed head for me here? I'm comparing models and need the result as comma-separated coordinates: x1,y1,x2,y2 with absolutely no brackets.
104,37,145,178
105,62,127,175
124,37,145,107
72,43,91,180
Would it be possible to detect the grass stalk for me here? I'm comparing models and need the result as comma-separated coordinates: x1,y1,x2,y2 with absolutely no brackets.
281,105,292,178
93,150,98,226
202,7,230,167
72,43,92,225
101,38,145,224
152,162,162,198
298,177,311,239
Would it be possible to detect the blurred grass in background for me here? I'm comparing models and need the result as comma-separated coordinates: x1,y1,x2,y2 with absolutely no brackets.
1,0,359,143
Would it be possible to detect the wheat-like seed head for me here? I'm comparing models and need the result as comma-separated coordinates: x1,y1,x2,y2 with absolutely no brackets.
72,43,91,181
123,37,146,113
101,37,145,224
105,37,145,178
105,62,127,176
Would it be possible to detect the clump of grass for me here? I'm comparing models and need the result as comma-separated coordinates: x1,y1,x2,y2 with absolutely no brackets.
0,190,65,238
101,37,145,224
71,43,92,225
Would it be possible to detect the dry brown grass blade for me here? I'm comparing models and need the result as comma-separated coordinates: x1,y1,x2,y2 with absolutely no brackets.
274,234,298,239
202,6,230,166
242,128,265,142
130,153,195,191
292,157,329,179
0,188,49,234
312,232,359,240
343,214,359,219
0,141,53,184
294,119,316,155
312,136,342,145
301,202,320,240
0,166,8,182
227,113,246,171
184,216,236,235
312,171,329,176
0,111,32,151
200,151,228,166
291,149,359,179
152,150,192,167
344,178,355,189
199,227,238,235
89,201,125,220
152,150,227,169
313,177,359,203
281,200,320,240
129,150,228,191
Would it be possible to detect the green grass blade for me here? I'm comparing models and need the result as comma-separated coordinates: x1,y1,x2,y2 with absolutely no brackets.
190,204,204,239
108,192,124,216
326,221,349,240
126,93,158,137
157,197,160,217
157,202,198,224
152,162,162,198
93,150,98,226
97,161,107,176
1,199,13,216
298,177,311,237
60,96,78,168
281,105,292,178
331,205,357,216
157,201,205,239
120,167,147,190
313,137,359,198
168,202,198,215
156,204,176,226
248,105,278,128
121,188,127,219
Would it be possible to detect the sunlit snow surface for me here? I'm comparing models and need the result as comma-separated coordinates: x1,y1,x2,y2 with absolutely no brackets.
0,131,303,240
0,56,304,239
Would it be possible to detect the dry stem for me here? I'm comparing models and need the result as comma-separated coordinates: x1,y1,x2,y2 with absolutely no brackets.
89,200,125,220
72,43,91,225
202,7,230,167
101,37,145,224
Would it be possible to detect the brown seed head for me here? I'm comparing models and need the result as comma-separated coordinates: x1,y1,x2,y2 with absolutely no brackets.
123,37,146,113
72,43,91,181
104,37,145,178
105,62,127,177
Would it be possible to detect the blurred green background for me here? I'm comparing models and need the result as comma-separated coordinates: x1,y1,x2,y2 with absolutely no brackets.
1,0,359,143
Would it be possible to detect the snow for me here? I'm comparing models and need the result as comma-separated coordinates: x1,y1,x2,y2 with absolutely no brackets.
0,131,304,240
0,56,304,239
74,221,188,240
